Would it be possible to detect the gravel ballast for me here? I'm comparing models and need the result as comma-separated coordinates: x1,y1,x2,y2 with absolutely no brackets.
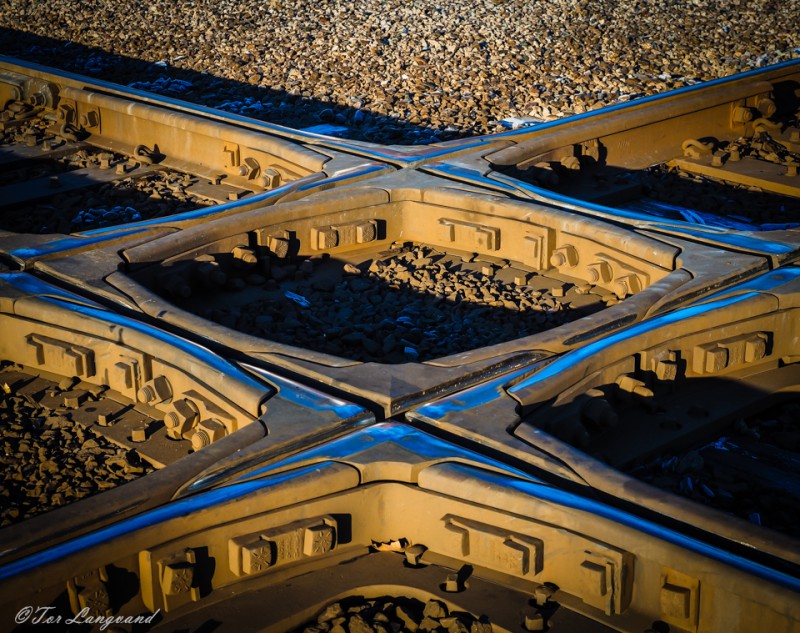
0,365,155,527
173,243,606,362
1,0,797,144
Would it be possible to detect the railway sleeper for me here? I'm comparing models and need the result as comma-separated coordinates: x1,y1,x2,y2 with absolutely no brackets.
435,59,800,263
0,58,374,246
0,422,798,632
25,171,773,418
410,266,800,562
0,273,376,538
0,57,799,632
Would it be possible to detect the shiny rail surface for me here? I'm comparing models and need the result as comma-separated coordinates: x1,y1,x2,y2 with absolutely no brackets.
0,57,799,632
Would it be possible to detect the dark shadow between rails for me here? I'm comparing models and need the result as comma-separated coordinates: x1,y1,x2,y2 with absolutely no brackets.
0,28,461,145
521,373,800,543
498,161,800,228
142,248,606,364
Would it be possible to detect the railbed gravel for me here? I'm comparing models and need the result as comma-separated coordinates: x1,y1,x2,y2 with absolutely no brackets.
630,399,800,538
509,130,800,227
1,0,797,144
297,596,492,633
0,367,155,527
627,164,800,227
0,126,215,233
188,244,600,362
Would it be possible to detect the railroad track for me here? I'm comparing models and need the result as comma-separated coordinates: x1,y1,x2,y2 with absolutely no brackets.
0,55,799,632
